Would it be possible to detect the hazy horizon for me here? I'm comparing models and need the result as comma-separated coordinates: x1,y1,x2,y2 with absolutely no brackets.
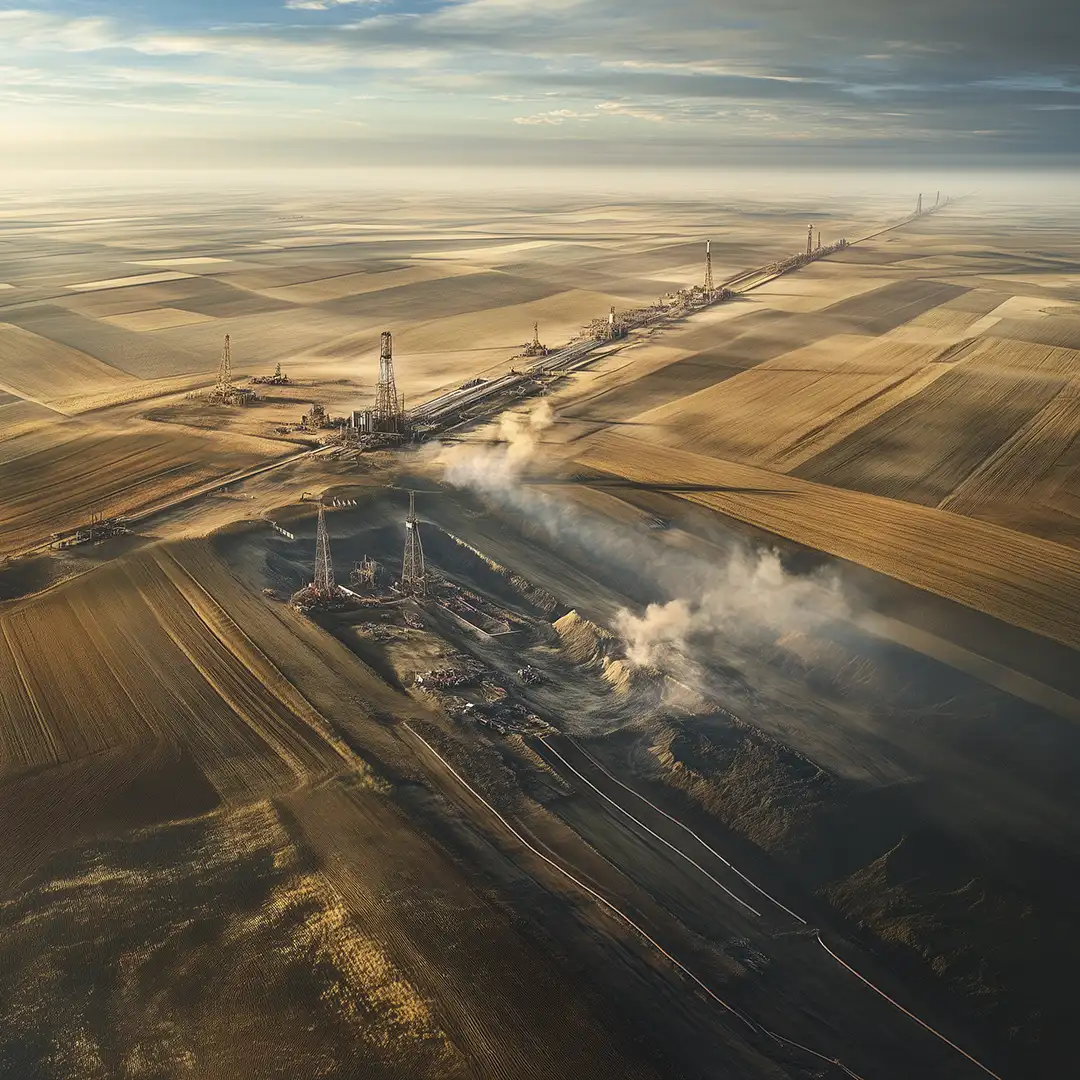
3,0,1075,170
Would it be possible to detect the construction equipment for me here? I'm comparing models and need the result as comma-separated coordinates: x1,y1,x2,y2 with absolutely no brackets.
400,490,426,596
300,403,328,431
350,555,379,589
250,361,289,385
51,505,130,549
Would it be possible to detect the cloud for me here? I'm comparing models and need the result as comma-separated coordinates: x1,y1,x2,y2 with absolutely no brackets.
285,0,388,8
2,0,1078,160
513,108,593,125
595,101,670,123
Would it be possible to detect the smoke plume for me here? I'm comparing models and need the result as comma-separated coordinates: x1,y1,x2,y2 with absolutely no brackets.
441,399,554,491
432,402,849,676
613,547,846,671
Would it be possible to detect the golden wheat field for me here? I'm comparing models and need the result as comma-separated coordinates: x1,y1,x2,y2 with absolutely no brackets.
576,429,1080,650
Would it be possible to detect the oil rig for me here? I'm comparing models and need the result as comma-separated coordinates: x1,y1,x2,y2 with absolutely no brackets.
399,491,426,596
519,322,549,358
205,335,256,406
291,499,352,610
347,331,407,443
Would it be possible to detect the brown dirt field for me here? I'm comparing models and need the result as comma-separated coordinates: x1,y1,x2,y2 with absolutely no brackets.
0,542,346,800
765,361,958,471
794,337,1079,505
574,430,1080,650
0,398,64,442
258,263,480,304
0,425,286,555
629,366,903,466
941,380,1080,522
101,307,216,331
0,322,134,407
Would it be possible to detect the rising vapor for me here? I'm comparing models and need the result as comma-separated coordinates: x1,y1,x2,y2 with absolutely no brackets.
433,402,848,674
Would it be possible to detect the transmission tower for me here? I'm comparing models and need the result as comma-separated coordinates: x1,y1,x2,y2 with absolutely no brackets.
401,491,426,595
703,240,714,298
374,330,403,433
217,334,232,394
313,500,336,598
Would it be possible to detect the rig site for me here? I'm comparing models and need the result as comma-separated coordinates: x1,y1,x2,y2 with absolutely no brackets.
1,180,1075,1080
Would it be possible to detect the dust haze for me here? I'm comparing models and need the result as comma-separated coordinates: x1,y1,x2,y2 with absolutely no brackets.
437,401,848,675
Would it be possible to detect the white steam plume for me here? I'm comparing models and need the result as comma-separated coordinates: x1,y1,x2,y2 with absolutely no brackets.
431,402,849,675
441,398,554,491
614,547,846,671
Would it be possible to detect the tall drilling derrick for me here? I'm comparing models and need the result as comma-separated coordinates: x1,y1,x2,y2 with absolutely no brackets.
816,229,822,251
916,192,923,215
401,491,426,595
313,500,336,598
806,225,814,257
935,190,940,208
703,240,714,298
217,334,232,394
374,330,403,434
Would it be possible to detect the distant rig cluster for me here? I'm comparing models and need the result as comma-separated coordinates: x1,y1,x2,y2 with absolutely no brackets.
42,192,954,558
186,193,952,457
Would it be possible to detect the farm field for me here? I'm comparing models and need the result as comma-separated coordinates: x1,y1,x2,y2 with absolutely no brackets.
556,202,1080,551
3,182,1080,1080
574,430,1080,650
0,422,290,555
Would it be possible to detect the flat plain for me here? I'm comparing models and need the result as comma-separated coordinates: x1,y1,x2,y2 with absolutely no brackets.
2,181,1079,1079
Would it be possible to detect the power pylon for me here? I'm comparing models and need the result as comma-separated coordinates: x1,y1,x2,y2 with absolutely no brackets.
374,330,403,433
703,240,714,298
401,491,426,595
313,499,336,598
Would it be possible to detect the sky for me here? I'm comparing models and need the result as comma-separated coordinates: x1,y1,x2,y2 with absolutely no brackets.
2,0,1077,168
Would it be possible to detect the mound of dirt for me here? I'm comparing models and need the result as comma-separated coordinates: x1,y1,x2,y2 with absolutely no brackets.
553,610,617,665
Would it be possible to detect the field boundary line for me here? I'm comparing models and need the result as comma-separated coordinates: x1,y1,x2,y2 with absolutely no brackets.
559,736,807,923
817,936,1003,1079
401,721,868,1080
538,737,762,917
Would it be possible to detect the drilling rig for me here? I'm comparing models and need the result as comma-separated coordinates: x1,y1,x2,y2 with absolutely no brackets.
206,334,255,405
400,491,426,596
373,331,405,435
290,499,351,610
